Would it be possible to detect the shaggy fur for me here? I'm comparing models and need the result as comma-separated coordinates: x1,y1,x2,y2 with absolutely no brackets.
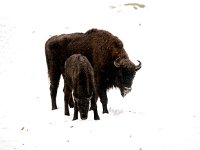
45,28,141,113
64,54,100,120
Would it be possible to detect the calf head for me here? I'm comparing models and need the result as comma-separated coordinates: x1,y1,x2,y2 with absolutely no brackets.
114,58,141,97
73,95,92,120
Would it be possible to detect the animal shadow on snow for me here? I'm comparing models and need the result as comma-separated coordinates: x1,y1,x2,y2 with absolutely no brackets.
108,107,124,116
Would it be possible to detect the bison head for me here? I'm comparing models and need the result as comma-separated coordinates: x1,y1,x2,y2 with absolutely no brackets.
73,95,92,120
114,58,141,97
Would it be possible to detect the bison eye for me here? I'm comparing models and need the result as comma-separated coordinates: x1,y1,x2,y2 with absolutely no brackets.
122,68,135,79
118,70,123,77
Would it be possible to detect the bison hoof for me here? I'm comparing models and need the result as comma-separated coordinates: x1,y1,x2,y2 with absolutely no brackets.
72,117,78,121
69,105,74,108
52,106,58,110
65,111,70,116
103,110,109,114
103,105,108,114
94,115,100,120
69,103,74,108
103,107,109,114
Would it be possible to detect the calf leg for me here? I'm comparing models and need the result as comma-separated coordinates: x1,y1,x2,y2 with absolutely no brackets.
99,89,109,114
49,69,61,110
63,88,74,108
68,95,74,108
62,73,74,108
91,97,100,120
73,101,78,120
64,87,72,116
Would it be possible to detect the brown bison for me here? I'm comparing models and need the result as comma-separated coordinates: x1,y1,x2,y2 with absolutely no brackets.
45,28,141,114
64,54,100,120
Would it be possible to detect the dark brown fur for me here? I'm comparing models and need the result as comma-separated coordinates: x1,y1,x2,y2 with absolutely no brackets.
64,54,99,120
45,28,141,113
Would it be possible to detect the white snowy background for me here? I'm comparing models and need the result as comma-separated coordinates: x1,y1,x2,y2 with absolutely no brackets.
0,0,200,150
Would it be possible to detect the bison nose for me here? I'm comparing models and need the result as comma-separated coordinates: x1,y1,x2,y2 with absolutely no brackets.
81,114,88,120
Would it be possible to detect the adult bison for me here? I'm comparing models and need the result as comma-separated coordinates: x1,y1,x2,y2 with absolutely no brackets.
45,28,141,113
64,54,100,120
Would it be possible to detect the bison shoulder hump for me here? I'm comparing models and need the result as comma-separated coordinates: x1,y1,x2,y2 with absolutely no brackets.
85,28,99,34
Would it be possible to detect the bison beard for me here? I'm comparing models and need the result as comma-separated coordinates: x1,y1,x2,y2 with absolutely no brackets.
45,28,141,114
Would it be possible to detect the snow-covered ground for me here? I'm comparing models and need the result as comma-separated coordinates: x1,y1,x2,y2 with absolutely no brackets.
1,0,200,150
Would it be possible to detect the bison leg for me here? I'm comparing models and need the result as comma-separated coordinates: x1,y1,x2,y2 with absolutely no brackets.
91,97,100,120
63,88,74,108
64,87,72,116
99,89,109,113
68,95,74,108
49,69,61,110
72,101,78,120
62,74,74,108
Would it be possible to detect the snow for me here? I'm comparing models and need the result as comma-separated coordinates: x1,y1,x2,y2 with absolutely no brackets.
1,0,200,150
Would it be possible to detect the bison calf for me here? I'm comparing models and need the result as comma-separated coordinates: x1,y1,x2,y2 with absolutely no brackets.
64,54,100,120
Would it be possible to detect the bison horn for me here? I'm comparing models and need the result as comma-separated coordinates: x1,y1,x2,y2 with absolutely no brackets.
114,58,120,68
135,60,142,71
